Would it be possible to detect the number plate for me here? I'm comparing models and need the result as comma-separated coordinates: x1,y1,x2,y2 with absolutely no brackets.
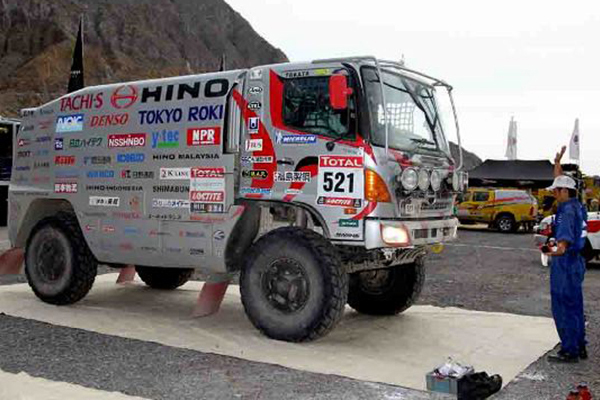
317,155,364,200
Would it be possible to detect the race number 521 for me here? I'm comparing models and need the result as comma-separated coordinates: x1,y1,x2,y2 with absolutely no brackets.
317,156,364,199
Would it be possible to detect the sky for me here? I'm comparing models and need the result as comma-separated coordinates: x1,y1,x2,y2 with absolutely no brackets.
225,0,600,175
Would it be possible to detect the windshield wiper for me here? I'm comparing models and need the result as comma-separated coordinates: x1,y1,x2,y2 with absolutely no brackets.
409,138,436,152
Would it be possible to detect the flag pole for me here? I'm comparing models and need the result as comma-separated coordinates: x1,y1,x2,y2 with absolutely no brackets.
67,14,85,93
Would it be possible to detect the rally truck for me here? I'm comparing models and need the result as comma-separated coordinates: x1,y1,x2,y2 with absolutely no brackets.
6,56,467,342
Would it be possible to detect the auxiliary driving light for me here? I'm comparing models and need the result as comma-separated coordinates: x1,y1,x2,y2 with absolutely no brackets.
381,225,411,246
430,169,442,191
400,168,418,191
418,169,430,191
452,172,460,191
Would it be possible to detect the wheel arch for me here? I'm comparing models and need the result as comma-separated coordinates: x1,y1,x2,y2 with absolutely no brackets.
15,199,77,248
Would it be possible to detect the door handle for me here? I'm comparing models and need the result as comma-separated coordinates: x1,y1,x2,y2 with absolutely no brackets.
277,158,295,166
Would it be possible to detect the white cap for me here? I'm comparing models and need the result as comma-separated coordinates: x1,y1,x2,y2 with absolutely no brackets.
547,175,577,190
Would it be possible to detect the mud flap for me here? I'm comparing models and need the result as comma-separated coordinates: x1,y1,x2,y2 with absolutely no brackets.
0,248,24,275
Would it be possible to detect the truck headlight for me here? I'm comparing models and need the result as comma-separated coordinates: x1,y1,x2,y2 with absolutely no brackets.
381,225,411,246
401,168,418,191
430,170,442,191
418,169,430,191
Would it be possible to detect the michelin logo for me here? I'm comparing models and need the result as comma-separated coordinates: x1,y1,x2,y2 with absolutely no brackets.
276,132,317,145
56,114,84,133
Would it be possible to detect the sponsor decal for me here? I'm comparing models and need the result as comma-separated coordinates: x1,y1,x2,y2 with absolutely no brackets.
179,231,206,238
123,227,141,235
35,150,50,157
190,248,205,255
55,138,64,150
250,69,262,80
82,211,108,217
139,108,183,125
187,105,224,122
213,230,225,240
90,113,129,127
248,86,263,95
55,169,80,179
285,188,302,195
149,230,171,237
102,225,115,234
317,155,364,201
165,247,182,254
140,80,230,103
242,170,268,180
285,71,309,78
89,196,120,207
54,183,78,193
152,185,190,193
141,246,159,252
35,136,52,143
274,171,311,183
121,170,154,179
32,176,51,184
187,127,221,146
87,170,115,179
111,85,139,109
14,166,31,172
240,156,273,165
39,119,53,130
148,213,182,220
84,224,97,232
18,138,30,147
152,129,179,148
152,199,190,208
17,151,32,158
317,196,362,207
191,203,224,213
56,114,84,132
248,117,259,134
33,161,50,169
84,156,112,165
160,168,190,180
112,211,142,220
108,133,146,148
334,232,360,239
119,242,134,251
55,156,75,165
247,101,261,111
86,185,143,192
117,153,144,163
276,132,317,145
240,187,271,195
153,153,220,161
190,191,224,202
70,137,103,148
339,219,359,228
245,139,263,152
21,109,35,117
60,92,104,112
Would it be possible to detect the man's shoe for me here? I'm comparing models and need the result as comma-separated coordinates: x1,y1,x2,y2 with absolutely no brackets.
548,352,579,363
579,346,588,360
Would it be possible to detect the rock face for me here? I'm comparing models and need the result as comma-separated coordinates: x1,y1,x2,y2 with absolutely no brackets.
450,142,482,171
0,0,288,116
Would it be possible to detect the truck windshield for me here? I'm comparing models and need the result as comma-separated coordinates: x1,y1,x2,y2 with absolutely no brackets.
362,67,450,156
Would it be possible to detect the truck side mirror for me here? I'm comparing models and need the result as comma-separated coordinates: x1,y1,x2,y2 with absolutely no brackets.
329,74,353,110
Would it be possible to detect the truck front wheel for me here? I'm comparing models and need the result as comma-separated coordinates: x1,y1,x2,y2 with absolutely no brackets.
25,213,97,305
347,258,425,315
135,266,194,290
240,227,348,342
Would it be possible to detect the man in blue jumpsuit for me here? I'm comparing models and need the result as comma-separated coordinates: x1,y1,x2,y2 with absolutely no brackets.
544,175,587,363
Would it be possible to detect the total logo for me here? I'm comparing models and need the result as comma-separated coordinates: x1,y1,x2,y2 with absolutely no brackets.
319,155,363,168
187,127,220,146
108,133,146,148
152,129,179,149
56,114,84,133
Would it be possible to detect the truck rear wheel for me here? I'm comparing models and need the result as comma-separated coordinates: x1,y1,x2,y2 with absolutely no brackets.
240,227,348,342
347,258,425,315
496,215,516,233
25,213,97,305
135,266,193,290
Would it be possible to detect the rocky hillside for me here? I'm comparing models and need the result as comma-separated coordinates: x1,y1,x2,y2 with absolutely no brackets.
450,142,482,171
0,0,287,116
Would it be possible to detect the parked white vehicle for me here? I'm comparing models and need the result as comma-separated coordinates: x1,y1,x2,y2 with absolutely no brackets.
534,211,600,266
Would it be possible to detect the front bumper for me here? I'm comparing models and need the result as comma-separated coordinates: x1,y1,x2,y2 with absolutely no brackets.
364,217,459,250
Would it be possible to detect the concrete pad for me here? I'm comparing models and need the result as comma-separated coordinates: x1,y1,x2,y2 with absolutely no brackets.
0,274,558,391
0,369,148,400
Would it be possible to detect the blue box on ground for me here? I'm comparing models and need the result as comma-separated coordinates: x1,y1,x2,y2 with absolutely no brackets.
426,371,459,395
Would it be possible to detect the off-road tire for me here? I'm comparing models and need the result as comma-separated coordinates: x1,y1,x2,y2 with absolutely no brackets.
135,266,194,290
240,227,348,342
496,215,516,233
347,257,425,315
25,212,97,305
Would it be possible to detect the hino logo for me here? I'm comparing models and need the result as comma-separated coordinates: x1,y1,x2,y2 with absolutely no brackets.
141,79,230,103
